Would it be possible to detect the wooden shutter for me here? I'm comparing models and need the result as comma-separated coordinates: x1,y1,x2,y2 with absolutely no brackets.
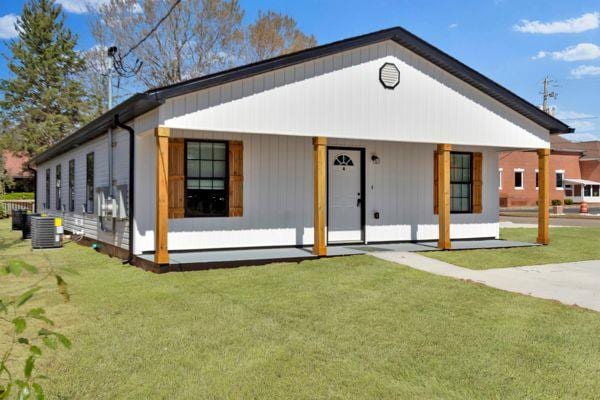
433,150,439,214
472,152,483,213
168,138,185,218
228,141,243,217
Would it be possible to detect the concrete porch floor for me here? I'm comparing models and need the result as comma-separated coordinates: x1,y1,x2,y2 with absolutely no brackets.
136,239,538,271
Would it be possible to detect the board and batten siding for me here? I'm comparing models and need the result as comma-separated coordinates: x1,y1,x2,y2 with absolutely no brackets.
35,129,130,250
133,130,499,254
158,40,550,150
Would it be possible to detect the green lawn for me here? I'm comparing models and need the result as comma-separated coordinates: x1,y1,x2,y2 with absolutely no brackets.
2,221,600,399
423,227,600,270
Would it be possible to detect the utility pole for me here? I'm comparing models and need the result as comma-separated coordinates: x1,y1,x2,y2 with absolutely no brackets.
107,46,118,199
541,76,558,115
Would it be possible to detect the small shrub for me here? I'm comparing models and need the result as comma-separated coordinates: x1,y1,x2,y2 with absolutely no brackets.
564,198,573,205
551,199,562,206
0,192,34,200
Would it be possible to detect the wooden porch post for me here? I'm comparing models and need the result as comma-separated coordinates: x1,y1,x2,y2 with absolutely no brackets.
155,126,170,264
537,148,550,245
313,137,327,256
437,144,451,250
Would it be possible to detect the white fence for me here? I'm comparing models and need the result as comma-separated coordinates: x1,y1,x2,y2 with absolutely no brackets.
1,200,35,214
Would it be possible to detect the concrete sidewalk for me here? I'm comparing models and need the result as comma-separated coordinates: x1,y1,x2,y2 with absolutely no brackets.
373,251,600,312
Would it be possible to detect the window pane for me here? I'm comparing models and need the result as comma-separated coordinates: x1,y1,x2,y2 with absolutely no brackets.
213,143,226,160
213,179,225,190
594,185,600,197
187,160,200,177
462,167,470,182
187,179,199,189
213,161,226,178
200,179,213,189
187,142,199,159
584,186,591,196
515,172,522,187
186,189,227,217
200,142,213,159
200,161,213,177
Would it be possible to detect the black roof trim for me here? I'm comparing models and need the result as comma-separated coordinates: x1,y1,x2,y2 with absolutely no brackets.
32,26,572,165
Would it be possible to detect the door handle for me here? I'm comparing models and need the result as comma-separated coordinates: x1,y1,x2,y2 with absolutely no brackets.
357,197,361,207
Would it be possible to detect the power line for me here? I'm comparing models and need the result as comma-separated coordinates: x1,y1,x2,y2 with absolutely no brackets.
110,0,183,78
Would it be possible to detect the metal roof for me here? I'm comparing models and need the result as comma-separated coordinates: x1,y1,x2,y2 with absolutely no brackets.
32,26,573,165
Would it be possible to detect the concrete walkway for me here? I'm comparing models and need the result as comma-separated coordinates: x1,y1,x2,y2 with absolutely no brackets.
373,251,600,312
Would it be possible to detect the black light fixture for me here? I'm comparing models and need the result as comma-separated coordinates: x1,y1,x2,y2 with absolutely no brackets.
371,154,380,164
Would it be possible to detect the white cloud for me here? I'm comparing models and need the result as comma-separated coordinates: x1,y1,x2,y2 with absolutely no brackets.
0,14,19,39
571,65,600,79
533,43,600,61
555,109,598,136
56,0,110,14
514,12,600,34
449,23,458,29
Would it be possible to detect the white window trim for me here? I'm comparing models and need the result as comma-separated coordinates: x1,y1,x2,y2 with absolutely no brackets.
498,168,503,190
535,168,539,191
555,170,565,191
514,168,524,190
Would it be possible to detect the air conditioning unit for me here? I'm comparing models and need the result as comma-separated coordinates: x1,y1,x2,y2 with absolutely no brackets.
22,213,41,239
31,216,63,249
12,209,26,231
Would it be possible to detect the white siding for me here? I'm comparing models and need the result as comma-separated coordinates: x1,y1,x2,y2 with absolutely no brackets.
133,131,499,254
35,129,130,250
160,40,550,150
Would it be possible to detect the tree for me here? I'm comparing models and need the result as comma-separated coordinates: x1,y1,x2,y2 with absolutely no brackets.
0,0,89,157
91,0,245,89
245,10,317,63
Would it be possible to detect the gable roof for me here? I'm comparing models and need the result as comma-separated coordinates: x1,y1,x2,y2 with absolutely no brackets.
32,26,573,165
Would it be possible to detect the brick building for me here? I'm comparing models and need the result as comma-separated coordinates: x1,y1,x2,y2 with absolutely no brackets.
499,136,600,206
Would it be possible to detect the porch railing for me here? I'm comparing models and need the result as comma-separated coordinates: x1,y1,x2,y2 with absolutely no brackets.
1,200,35,214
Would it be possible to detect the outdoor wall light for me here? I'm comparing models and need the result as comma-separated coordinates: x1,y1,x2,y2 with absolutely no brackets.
371,154,381,165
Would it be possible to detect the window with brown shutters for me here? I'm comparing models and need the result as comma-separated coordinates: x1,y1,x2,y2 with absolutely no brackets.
228,141,243,217
434,150,482,214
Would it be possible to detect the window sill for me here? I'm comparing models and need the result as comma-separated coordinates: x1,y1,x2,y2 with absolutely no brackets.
514,187,524,190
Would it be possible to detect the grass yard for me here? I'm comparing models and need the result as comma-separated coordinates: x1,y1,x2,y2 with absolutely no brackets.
423,227,600,270
2,220,600,399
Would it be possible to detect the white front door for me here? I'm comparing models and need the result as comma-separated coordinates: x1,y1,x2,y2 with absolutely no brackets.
328,149,363,243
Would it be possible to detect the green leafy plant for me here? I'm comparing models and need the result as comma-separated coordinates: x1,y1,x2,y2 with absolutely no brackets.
0,257,71,399
564,198,573,205
551,199,562,206
0,193,34,201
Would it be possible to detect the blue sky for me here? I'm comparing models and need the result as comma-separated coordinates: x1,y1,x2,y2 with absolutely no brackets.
1,0,599,140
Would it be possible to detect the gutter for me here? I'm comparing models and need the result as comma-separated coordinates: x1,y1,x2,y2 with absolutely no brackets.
114,115,135,264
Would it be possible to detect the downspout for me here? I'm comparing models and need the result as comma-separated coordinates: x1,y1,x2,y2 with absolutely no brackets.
26,164,37,213
114,115,135,264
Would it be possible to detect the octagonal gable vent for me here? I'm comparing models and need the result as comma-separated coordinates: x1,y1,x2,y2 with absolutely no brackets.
379,62,400,89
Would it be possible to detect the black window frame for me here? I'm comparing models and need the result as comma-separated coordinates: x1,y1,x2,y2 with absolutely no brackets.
555,171,564,189
55,164,62,211
86,152,94,213
68,159,75,212
514,170,524,189
184,139,229,218
45,168,50,209
450,152,473,214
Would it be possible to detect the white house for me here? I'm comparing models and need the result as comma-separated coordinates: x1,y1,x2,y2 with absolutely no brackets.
32,27,573,272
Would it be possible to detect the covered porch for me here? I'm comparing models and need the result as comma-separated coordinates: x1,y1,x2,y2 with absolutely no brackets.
146,126,551,270
564,178,600,203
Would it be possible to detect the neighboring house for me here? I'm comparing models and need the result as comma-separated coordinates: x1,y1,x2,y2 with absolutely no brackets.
31,27,572,272
499,136,600,206
2,151,34,192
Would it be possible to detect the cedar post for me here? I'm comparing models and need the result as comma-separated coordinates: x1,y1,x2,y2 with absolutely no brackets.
437,144,451,250
313,137,327,256
155,126,170,264
537,148,550,245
